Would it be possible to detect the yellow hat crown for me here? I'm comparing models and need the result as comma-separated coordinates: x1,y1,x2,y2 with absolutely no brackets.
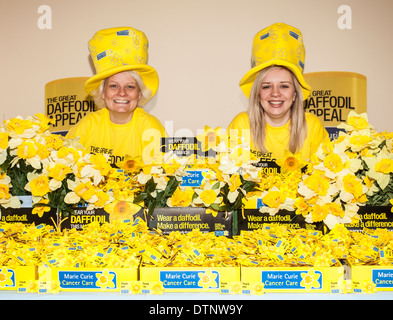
240,22,311,100
89,27,149,74
251,23,305,73
85,27,159,101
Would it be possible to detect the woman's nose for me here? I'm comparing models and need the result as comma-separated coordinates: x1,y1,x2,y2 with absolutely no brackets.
118,86,126,95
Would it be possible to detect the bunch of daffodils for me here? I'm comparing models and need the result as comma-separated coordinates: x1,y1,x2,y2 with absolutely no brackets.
0,114,114,217
133,126,259,216
283,111,392,229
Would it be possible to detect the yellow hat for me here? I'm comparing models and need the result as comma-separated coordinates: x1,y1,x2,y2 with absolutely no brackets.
239,22,311,100
85,27,159,102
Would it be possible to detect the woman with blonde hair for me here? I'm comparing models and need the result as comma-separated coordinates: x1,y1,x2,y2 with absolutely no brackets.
67,27,166,166
228,23,329,163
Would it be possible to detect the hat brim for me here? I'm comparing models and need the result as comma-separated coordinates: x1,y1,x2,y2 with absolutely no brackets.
239,60,311,100
85,64,159,102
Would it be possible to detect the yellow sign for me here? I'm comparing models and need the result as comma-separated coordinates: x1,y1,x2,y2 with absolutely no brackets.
45,77,96,135
304,71,367,140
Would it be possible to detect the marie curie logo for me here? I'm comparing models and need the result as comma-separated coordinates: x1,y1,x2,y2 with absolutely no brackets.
160,269,219,290
58,270,117,290
372,270,393,288
181,170,209,187
261,269,322,290
0,268,15,288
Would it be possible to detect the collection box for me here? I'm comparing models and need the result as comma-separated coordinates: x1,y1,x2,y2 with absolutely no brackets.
0,266,36,292
147,207,234,237
241,265,344,293
140,266,240,292
348,260,393,292
40,267,138,292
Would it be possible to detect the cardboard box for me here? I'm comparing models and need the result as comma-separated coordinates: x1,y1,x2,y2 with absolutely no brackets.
241,265,344,293
147,207,234,237
41,267,138,292
0,266,36,292
140,266,240,292
348,259,393,292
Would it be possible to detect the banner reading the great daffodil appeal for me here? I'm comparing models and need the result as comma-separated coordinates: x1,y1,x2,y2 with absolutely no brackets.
304,72,367,140
45,77,96,136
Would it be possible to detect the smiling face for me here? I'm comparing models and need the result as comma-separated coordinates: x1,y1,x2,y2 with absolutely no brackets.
258,67,296,126
101,71,142,124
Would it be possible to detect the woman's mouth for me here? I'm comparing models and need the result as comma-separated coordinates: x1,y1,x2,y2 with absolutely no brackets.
269,100,283,107
113,99,130,104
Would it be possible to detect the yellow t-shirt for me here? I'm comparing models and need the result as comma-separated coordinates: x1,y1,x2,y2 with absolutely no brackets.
227,111,329,161
66,107,166,165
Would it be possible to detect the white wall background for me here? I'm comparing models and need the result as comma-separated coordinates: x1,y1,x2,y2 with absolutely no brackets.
1,0,392,136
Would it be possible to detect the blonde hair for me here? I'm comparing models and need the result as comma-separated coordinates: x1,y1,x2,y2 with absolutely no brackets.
91,70,152,109
247,65,307,154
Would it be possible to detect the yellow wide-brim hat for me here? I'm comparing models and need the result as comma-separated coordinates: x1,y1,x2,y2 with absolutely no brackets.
239,22,311,100
85,27,159,103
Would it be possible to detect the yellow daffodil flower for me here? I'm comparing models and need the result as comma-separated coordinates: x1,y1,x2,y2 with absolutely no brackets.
74,181,96,201
196,126,226,152
27,174,50,197
0,132,9,150
167,187,194,207
32,199,51,217
48,163,72,181
117,155,143,173
276,150,306,174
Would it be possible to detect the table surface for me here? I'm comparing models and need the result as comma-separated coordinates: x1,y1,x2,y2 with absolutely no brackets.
1,290,392,300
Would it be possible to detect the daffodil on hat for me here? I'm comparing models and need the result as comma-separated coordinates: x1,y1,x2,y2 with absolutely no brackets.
85,26,159,103
239,22,311,100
